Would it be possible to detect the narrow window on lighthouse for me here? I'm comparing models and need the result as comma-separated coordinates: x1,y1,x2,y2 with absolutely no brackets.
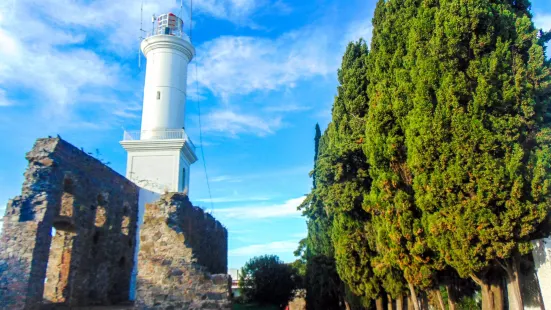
156,91,161,100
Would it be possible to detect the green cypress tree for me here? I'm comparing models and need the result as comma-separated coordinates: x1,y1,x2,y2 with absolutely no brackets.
364,0,551,309
364,1,440,308
298,126,345,310
317,40,403,308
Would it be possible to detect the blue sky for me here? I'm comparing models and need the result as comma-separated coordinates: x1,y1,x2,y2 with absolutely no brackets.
0,0,549,270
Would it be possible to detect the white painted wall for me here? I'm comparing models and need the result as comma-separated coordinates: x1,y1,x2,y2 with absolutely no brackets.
122,143,193,194
128,150,179,193
129,188,160,301
533,238,551,309
140,35,195,132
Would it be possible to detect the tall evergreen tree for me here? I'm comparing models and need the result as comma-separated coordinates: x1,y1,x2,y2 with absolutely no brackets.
364,2,440,308
298,126,344,310
363,0,551,309
316,39,402,308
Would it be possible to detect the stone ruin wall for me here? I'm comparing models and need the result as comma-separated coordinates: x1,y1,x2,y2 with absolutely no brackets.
0,138,140,309
137,193,231,310
0,137,231,310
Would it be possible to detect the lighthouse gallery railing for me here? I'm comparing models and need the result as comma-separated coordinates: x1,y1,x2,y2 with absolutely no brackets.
122,129,196,150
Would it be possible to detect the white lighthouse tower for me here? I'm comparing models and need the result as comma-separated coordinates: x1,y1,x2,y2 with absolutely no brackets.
121,12,197,194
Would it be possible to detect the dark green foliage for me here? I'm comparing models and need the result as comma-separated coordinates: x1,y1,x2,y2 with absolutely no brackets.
305,255,342,310
239,255,299,309
364,0,440,291
387,0,551,307
290,259,306,279
297,124,347,309
300,0,550,308
318,40,388,301
364,0,551,306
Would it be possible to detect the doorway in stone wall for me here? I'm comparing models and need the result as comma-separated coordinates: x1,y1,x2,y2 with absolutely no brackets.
43,178,77,304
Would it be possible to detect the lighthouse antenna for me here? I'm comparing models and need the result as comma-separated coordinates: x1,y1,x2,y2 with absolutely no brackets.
190,0,193,41
138,0,146,68
179,0,183,25
151,13,155,35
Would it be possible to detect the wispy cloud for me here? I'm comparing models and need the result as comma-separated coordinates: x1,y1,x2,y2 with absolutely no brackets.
196,196,271,203
203,109,282,137
534,14,551,32
206,165,311,188
0,89,11,107
229,240,300,257
195,27,337,99
210,175,243,183
8,0,269,56
216,196,305,219
264,104,311,113
343,19,373,46
0,0,292,131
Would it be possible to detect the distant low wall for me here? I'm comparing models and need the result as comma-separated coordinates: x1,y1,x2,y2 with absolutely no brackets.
0,138,140,309
137,193,230,309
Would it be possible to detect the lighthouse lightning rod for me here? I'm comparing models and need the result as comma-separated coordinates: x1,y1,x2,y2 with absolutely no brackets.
138,0,145,68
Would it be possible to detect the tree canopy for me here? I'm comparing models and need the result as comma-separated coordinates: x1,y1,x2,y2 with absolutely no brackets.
298,0,551,309
239,255,299,309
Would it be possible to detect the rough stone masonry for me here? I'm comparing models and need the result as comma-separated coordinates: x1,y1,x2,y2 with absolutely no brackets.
136,193,230,310
0,138,230,309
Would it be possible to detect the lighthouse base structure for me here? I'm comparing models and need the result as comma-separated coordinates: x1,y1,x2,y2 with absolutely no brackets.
120,137,197,195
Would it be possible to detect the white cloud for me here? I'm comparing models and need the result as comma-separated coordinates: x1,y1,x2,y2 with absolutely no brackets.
0,89,11,107
209,165,311,182
291,232,307,239
196,0,257,23
0,0,286,123
229,240,299,256
534,14,551,32
216,196,305,219
196,195,271,203
210,175,243,183
189,15,373,138
343,19,373,46
264,104,310,113
194,25,338,99
203,109,282,136
193,13,373,100
0,2,129,119
8,0,268,56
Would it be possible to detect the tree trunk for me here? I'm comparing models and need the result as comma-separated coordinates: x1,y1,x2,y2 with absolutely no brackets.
396,294,404,310
376,296,384,310
481,284,495,310
446,285,457,310
407,282,420,310
344,301,351,310
503,256,524,310
472,274,494,310
388,294,393,310
435,288,446,310
407,294,415,310
490,279,504,310
419,292,429,310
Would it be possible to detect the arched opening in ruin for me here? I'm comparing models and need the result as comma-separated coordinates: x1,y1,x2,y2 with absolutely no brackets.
118,256,126,268
95,194,107,227
121,202,130,236
42,177,77,304
43,223,76,303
